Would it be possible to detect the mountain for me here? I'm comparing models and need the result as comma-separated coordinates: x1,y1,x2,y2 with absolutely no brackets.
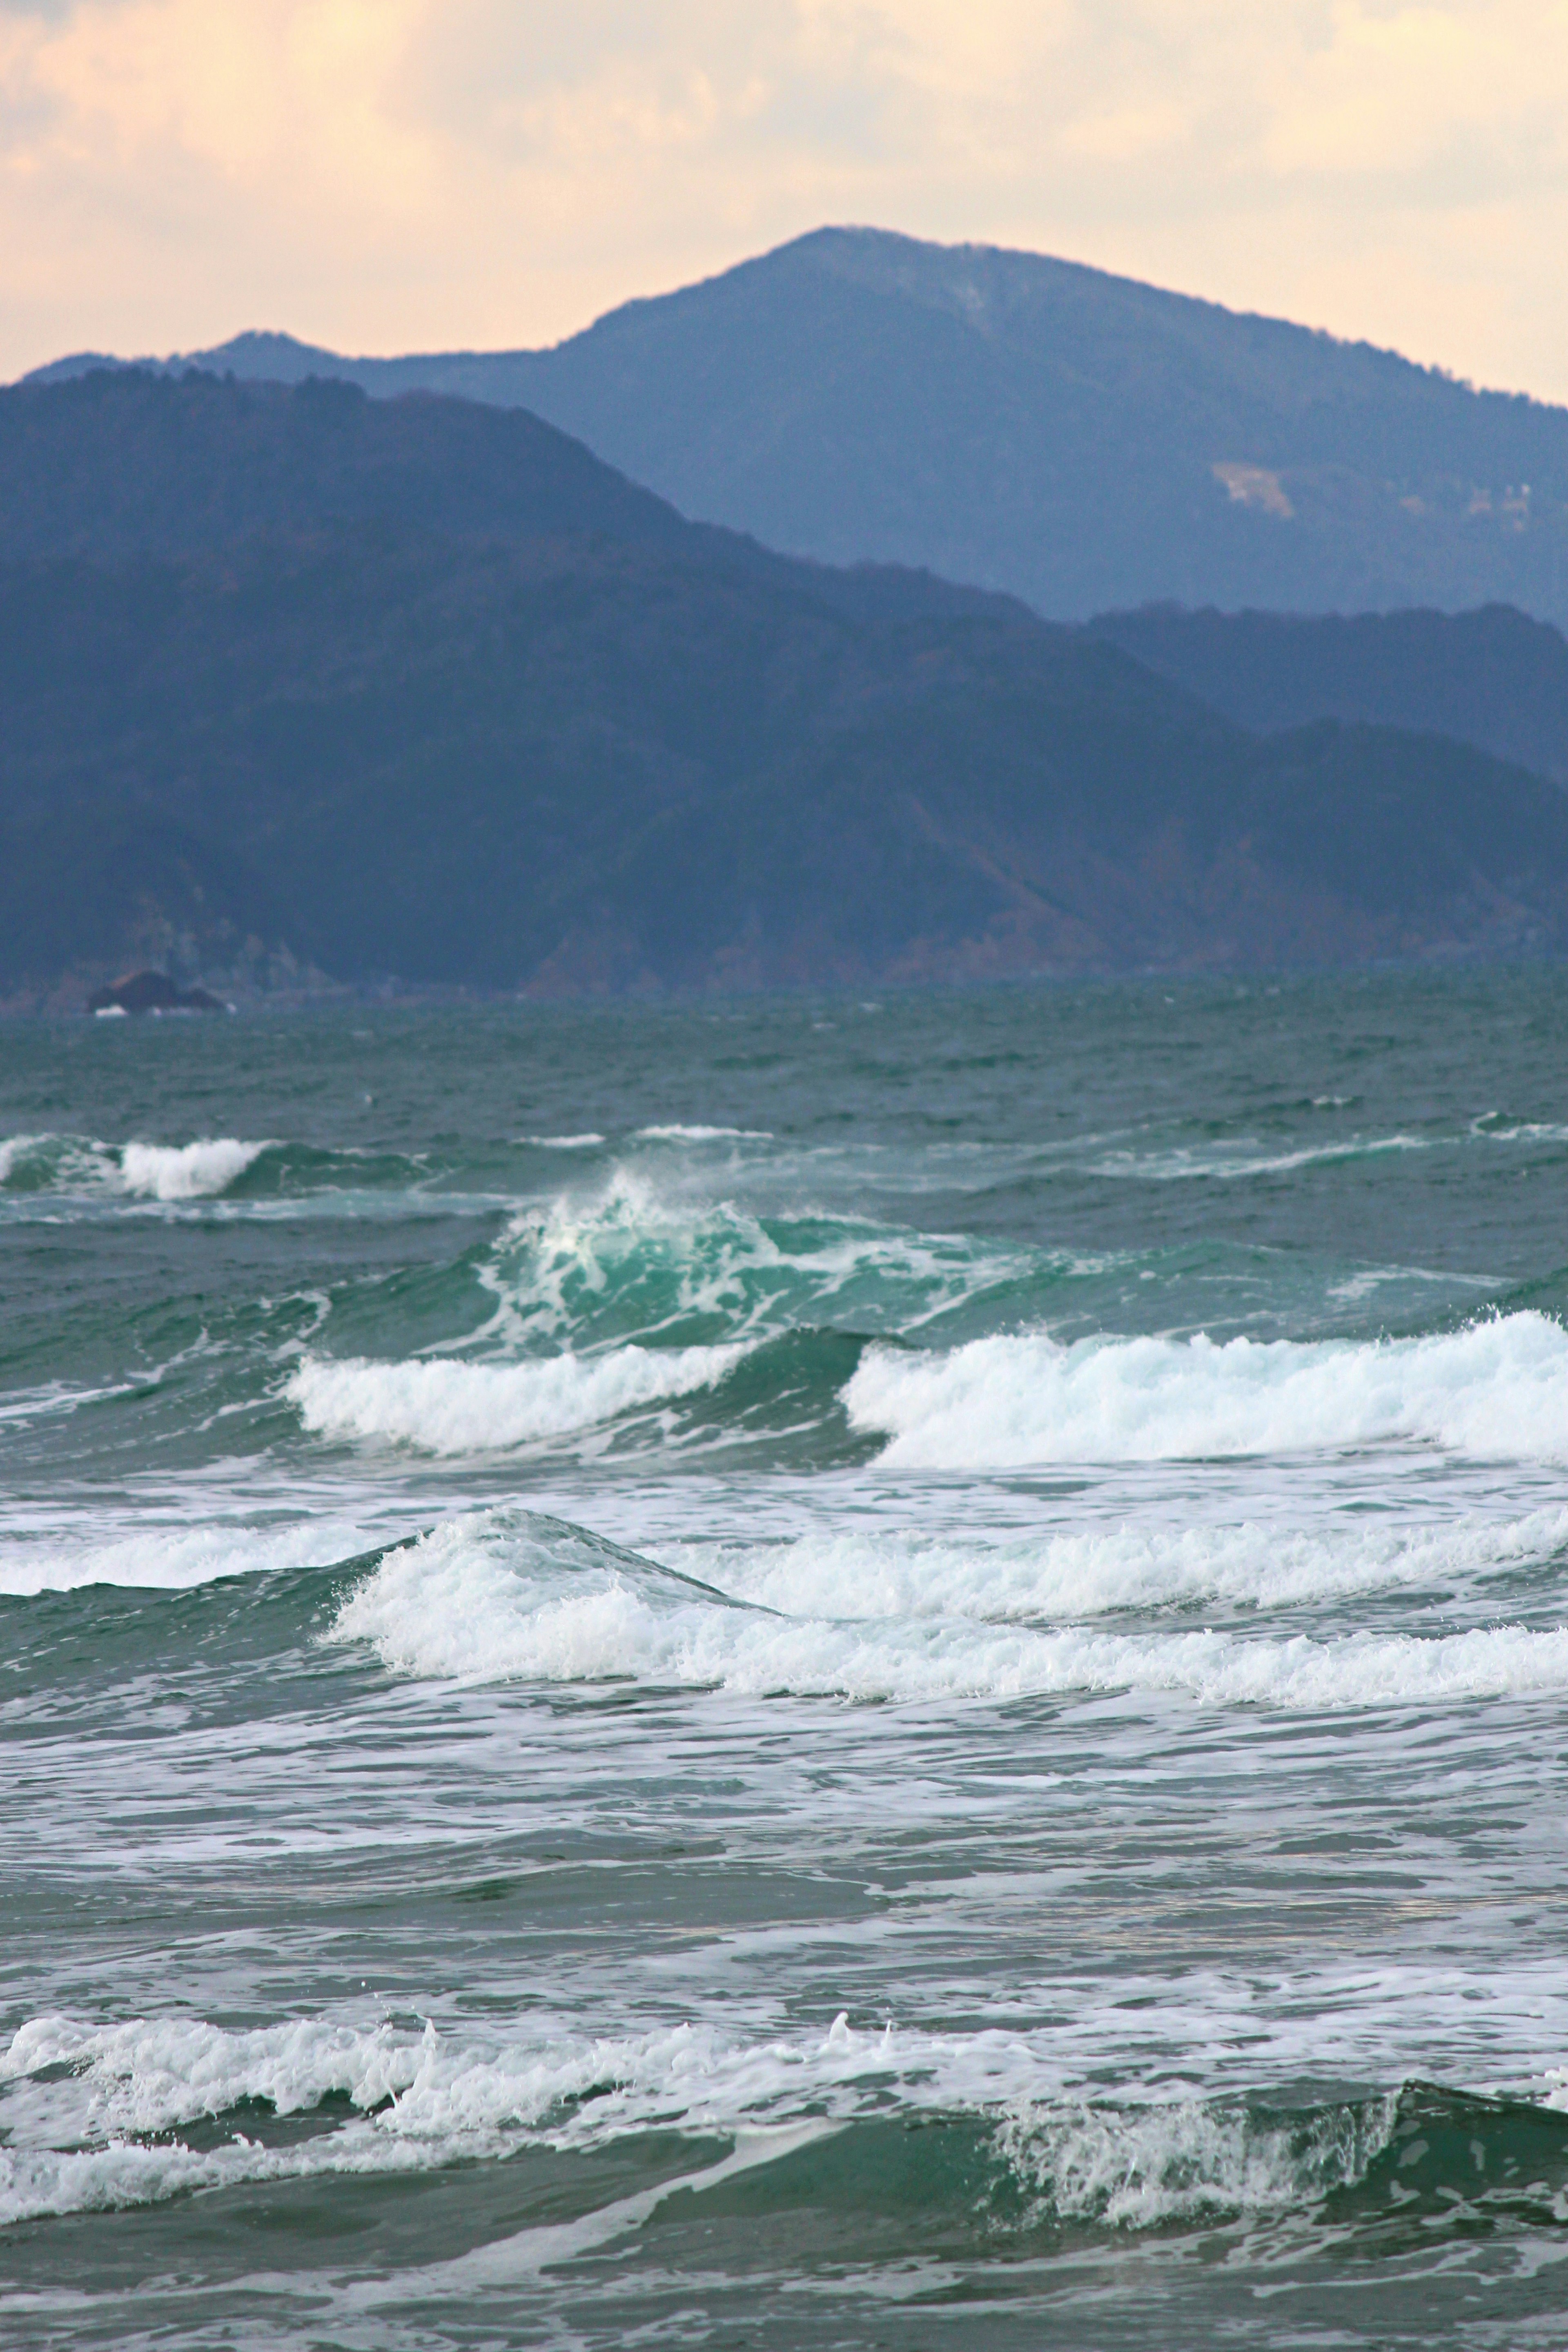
29,228,1568,628
1088,604,1568,786
0,364,1021,627
4,370,1568,1000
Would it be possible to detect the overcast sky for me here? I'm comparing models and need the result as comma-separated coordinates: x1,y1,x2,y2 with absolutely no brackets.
2,0,1565,397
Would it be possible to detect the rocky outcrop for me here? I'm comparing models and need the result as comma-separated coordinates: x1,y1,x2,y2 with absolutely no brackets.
87,970,225,1014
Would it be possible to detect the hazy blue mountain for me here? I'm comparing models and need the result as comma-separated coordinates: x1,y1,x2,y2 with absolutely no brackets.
28,228,1568,626
5,371,1568,998
1089,604,1568,784
0,365,1022,627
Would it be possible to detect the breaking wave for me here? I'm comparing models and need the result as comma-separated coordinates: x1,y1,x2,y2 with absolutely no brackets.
690,1505,1568,1622
117,1138,270,1200
479,1169,1054,1351
287,1345,750,1452
0,2003,1395,2231
9,2004,1563,2241
0,1131,450,1211
0,1510,390,1599
327,1510,1568,1709
0,1131,271,1200
996,2089,1395,2227
845,1312,1568,1466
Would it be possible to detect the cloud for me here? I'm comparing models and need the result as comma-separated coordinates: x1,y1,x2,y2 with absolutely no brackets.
0,0,1566,400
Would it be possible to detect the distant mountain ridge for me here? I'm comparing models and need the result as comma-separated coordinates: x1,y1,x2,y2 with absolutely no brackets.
1089,604,1568,786
5,368,1568,1000
27,227,1568,626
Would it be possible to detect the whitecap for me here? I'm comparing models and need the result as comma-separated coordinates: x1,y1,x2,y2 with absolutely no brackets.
688,1506,1568,1624
118,1138,270,1200
327,1509,1568,1710
0,2002,1396,2228
634,1125,774,1141
0,1514,384,1599
844,1312,1568,1468
286,1343,749,1453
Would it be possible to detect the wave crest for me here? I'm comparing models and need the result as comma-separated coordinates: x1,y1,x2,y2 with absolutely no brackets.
327,1509,1568,1710
286,1345,749,1453
846,1312,1568,1467
997,2090,1396,2227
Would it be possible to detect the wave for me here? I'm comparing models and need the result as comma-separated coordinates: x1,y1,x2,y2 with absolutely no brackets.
997,2089,1394,2228
689,1506,1568,1624
0,1132,116,1195
118,1136,271,1199
11,2003,1565,2242
327,1509,1568,1709
634,1124,774,1141
0,1511,389,1599
845,1311,1568,1467
0,1131,481,1214
480,1168,1053,1351
0,2003,1394,2232
286,1345,750,1452
0,1131,273,1200
1084,1135,1430,1181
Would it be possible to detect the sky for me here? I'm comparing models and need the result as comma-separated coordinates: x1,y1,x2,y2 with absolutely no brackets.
2,0,1566,399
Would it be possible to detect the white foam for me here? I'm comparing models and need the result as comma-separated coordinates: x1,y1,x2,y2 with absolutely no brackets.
0,1133,114,1193
0,1134,41,1183
0,2009,905,2223
286,1343,748,1453
997,2090,1395,2227
689,1506,1568,1624
521,1133,605,1148
481,1166,1031,1350
635,1125,774,1141
118,1138,269,1200
0,1514,382,1599
845,1312,1568,1468
1086,1135,1428,1180
0,1380,131,1432
0,2003,1396,2228
329,1510,1568,1710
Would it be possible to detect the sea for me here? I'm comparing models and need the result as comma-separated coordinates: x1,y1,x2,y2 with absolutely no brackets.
4,968,1568,2349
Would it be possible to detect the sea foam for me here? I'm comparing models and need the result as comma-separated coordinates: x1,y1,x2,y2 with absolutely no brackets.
0,2005,1399,2228
845,1312,1568,1466
117,1138,270,1200
329,1509,1568,1710
287,1343,748,1452
482,1166,1038,1352
0,1512,388,1599
690,1506,1568,1623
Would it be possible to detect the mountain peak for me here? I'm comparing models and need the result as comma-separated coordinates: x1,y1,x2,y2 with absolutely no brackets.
19,228,1568,623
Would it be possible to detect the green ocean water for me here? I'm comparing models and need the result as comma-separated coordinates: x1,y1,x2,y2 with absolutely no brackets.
5,969,1568,2347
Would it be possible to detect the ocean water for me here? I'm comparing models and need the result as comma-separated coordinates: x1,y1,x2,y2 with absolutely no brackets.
4,970,1568,2348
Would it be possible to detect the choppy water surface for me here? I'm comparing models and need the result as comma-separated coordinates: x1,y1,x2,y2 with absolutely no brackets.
4,971,1568,2348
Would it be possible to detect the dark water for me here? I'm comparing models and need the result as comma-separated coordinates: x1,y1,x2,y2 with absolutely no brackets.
4,971,1568,2347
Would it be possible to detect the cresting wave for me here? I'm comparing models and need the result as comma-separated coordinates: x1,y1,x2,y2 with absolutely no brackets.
0,1132,271,1201
689,1505,1568,1622
0,2007,1407,2230
287,1345,750,1452
0,1508,397,1599
846,1312,1568,1466
328,1510,1568,1709
117,1138,270,1200
480,1168,1046,1351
